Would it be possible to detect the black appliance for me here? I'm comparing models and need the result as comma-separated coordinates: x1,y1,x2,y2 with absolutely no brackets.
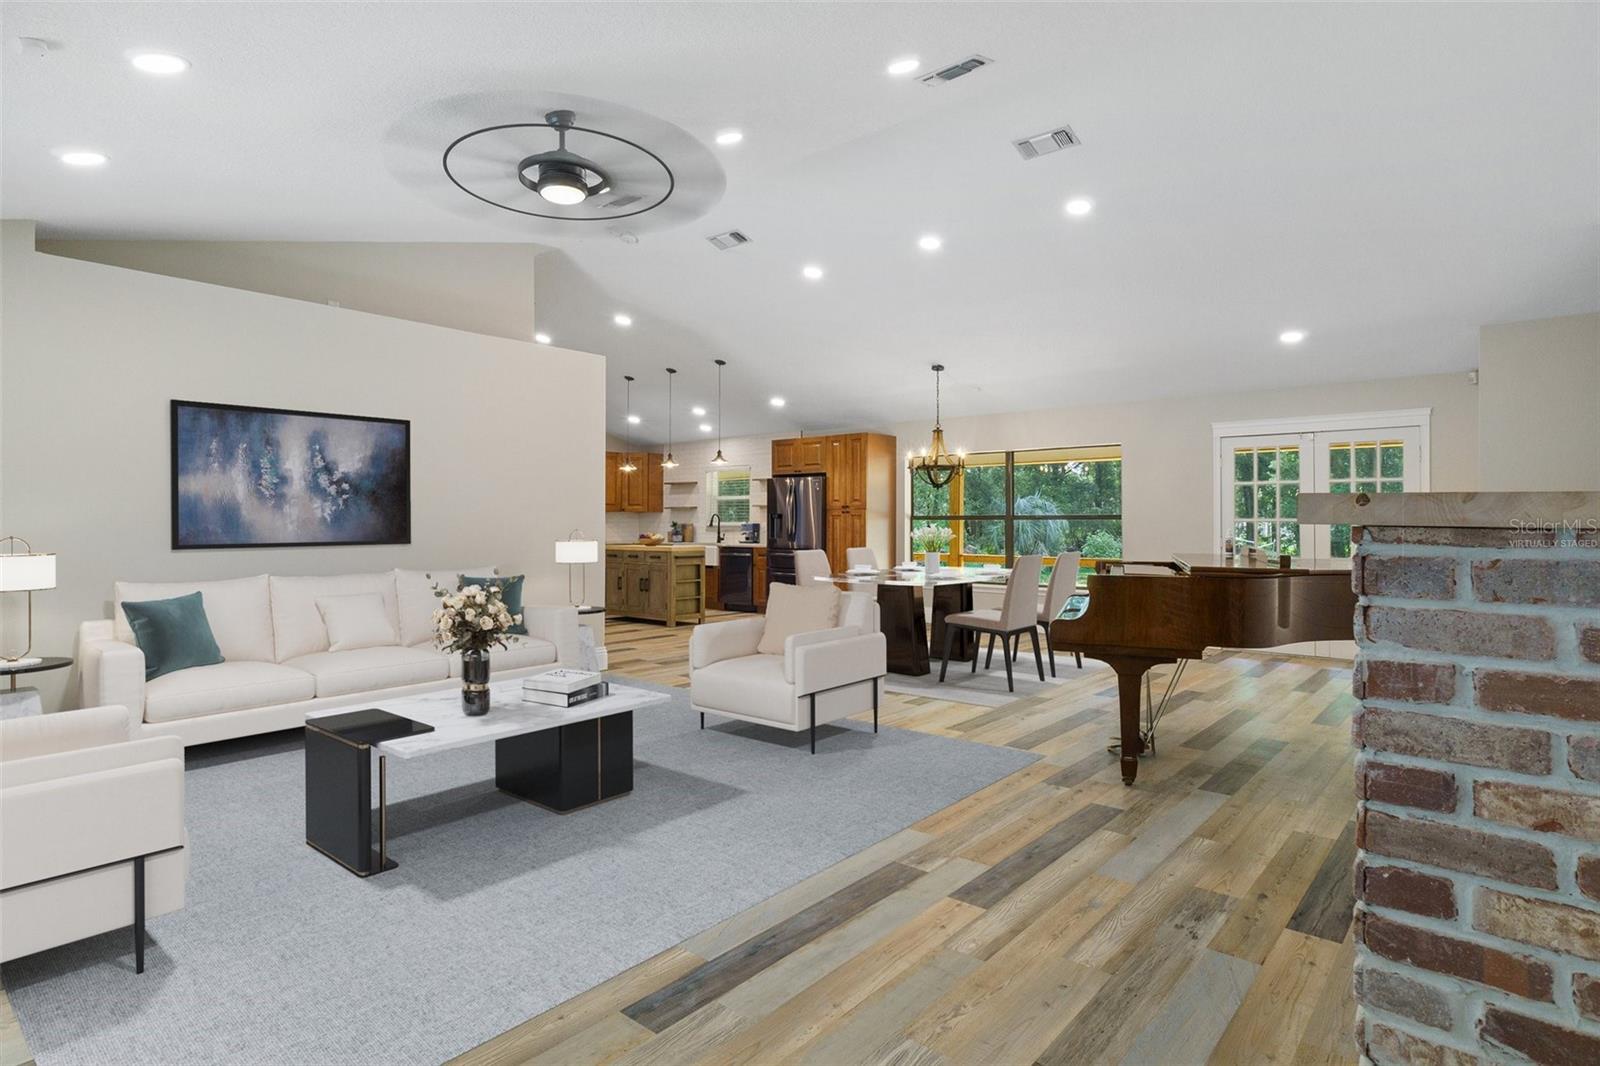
767,473,826,586
718,547,756,612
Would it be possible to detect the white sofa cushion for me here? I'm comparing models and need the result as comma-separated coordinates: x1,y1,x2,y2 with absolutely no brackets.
442,635,557,678
115,575,273,663
287,646,448,698
691,654,792,724
270,573,399,662
0,705,134,762
317,594,399,652
144,661,317,724
757,584,840,655
394,567,498,648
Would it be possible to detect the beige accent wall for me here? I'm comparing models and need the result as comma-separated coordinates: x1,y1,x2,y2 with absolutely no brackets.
36,238,544,342
890,372,1479,561
1478,312,1600,491
1,221,602,710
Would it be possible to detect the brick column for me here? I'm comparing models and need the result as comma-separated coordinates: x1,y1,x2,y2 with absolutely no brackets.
1353,524,1600,1064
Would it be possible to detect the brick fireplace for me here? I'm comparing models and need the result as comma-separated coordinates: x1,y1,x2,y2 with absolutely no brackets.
1310,493,1600,1065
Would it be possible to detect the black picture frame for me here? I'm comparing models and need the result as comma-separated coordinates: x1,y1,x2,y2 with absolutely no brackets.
170,399,412,550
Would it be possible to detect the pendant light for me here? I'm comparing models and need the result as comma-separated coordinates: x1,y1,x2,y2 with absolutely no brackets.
618,376,637,473
661,367,680,469
709,358,729,466
909,363,965,489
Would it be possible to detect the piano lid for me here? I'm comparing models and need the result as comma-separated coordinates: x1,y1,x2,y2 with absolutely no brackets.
1172,552,1352,577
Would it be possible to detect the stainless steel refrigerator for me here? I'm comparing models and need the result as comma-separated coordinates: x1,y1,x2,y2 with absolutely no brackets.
767,473,826,587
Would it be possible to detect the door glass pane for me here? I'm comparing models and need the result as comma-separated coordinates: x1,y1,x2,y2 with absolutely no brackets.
1229,443,1300,554
1325,438,1409,558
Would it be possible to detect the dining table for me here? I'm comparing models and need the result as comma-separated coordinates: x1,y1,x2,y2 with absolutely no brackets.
815,565,1012,676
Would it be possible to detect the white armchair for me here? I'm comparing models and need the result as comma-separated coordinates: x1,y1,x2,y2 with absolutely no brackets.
689,589,886,753
0,705,187,972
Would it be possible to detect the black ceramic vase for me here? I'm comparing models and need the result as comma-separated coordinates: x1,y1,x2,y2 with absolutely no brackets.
461,649,491,716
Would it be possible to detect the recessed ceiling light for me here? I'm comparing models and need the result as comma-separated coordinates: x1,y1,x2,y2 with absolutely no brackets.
129,52,189,75
1064,197,1094,217
1279,329,1308,345
699,423,713,433
887,56,920,76
769,396,787,408
613,313,633,327
627,414,642,425
534,332,552,345
801,264,824,281
918,234,943,252
714,129,743,146
691,406,707,417
56,149,108,167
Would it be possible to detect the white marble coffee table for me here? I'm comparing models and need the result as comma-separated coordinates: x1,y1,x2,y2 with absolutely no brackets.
303,677,669,877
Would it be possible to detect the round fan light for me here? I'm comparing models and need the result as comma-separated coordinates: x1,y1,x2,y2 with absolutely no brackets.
514,110,613,208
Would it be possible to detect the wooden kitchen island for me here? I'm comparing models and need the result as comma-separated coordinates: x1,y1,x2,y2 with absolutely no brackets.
604,544,707,626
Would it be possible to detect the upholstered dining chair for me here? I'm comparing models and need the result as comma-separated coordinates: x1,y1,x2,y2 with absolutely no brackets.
938,554,1045,692
1032,552,1084,676
845,547,879,570
795,549,833,586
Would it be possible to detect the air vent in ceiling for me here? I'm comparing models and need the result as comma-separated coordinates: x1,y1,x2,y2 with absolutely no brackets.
706,229,751,251
602,193,643,209
920,55,993,86
1014,125,1080,161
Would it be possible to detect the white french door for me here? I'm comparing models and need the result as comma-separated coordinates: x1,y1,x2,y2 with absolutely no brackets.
1214,410,1430,658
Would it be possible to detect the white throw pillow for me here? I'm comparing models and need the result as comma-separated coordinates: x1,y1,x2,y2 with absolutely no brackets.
757,584,841,656
316,594,399,652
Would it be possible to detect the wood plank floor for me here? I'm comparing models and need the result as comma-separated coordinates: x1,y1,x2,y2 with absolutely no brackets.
454,615,1359,1066
0,614,1359,1066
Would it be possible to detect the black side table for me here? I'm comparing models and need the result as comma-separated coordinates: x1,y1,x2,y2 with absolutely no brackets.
1,656,73,718
304,709,434,877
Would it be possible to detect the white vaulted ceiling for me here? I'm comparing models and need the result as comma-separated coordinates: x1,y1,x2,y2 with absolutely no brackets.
3,2,1596,445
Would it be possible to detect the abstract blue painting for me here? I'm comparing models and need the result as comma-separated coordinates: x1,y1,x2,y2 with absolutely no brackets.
171,400,410,548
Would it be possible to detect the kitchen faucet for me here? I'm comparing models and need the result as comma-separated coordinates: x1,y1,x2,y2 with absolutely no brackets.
708,514,724,543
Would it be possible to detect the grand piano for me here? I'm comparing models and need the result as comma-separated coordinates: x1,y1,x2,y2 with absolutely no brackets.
1049,551,1355,786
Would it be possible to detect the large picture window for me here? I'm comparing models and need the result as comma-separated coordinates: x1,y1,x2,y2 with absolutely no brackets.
909,445,1122,578
706,466,752,524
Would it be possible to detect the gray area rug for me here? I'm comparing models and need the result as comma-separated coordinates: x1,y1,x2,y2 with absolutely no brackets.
884,655,1102,707
1,678,1035,1065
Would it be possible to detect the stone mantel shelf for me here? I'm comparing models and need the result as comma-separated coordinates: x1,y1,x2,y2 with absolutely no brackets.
1298,491,1600,529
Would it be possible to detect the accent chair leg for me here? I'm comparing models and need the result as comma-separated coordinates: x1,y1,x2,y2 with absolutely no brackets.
1044,624,1057,677
939,624,956,682
971,628,979,674
872,679,879,733
700,712,705,729
1003,633,1015,692
1076,652,1084,669
1029,627,1045,681
985,634,995,669
133,854,145,975
809,695,816,754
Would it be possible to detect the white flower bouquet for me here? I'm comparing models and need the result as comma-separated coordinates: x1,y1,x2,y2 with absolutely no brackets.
432,581,522,655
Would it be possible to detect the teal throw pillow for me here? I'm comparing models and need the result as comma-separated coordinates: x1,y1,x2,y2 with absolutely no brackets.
460,574,527,635
122,591,225,681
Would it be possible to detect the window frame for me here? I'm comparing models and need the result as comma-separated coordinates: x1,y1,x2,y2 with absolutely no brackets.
907,445,1123,569
706,465,753,525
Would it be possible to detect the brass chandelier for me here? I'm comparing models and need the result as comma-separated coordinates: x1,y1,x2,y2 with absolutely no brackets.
910,363,965,490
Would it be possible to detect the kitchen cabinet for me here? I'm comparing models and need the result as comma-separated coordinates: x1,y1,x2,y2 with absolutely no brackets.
754,547,768,611
773,432,895,574
605,452,664,513
603,545,705,626
771,436,826,475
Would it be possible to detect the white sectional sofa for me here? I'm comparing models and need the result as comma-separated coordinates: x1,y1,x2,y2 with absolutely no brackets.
77,569,580,746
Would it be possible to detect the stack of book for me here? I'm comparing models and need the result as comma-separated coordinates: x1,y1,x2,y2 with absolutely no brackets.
522,668,609,708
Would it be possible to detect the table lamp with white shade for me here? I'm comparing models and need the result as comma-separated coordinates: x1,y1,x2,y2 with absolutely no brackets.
1,536,57,667
555,531,600,608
